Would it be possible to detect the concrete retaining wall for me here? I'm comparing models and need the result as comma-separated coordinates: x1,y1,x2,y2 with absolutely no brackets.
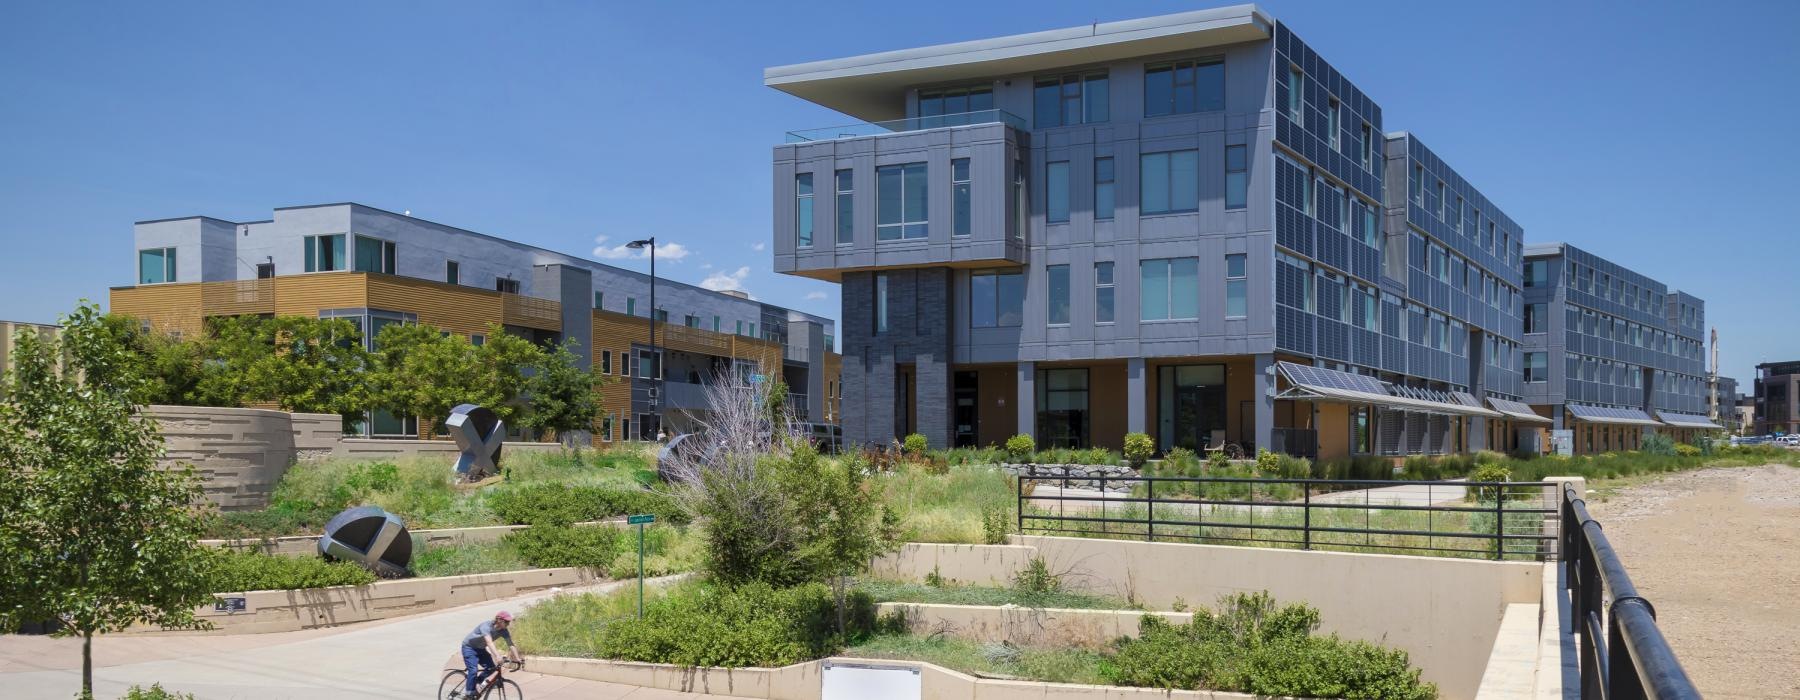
333,438,562,459
159,567,597,635
876,602,1190,648
525,656,1253,700
203,519,628,556
149,405,309,511
868,542,1039,587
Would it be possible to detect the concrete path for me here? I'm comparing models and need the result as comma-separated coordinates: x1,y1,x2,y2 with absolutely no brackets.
1306,480,1468,506
0,576,731,700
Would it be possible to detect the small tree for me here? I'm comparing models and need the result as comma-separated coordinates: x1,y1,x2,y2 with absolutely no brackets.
783,446,898,634
371,323,545,437
0,304,216,699
1123,432,1154,468
518,339,605,449
198,315,373,415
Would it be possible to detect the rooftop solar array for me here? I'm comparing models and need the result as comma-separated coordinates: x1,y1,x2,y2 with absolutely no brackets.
1565,404,1658,424
1277,362,1388,396
1657,412,1722,429
1487,397,1552,423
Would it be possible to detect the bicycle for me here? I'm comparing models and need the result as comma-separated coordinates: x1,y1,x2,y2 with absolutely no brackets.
439,658,523,700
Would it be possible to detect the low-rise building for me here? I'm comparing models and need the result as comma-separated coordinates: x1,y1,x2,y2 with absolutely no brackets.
1754,361,1800,436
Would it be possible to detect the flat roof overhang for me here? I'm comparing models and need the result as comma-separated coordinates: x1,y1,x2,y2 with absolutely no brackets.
764,5,1272,122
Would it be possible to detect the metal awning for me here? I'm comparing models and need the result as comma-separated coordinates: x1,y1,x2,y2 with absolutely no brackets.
1488,397,1552,424
1564,404,1662,427
1656,412,1723,430
1275,362,1502,418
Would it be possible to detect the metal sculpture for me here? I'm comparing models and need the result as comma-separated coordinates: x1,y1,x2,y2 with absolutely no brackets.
447,403,505,481
317,506,412,578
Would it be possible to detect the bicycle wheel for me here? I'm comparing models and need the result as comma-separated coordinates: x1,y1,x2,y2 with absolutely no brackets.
438,670,467,700
481,678,523,700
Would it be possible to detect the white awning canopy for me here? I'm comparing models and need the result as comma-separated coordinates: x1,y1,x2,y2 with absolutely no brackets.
1488,397,1552,424
1564,404,1662,427
1656,412,1723,430
1276,362,1502,418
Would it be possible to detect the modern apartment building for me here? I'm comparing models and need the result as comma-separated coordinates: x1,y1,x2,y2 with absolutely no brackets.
111,203,840,441
1520,243,1718,452
1713,375,1740,433
1754,361,1800,436
765,5,1557,459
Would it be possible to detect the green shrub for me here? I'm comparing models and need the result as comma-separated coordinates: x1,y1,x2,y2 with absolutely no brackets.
981,506,1011,545
1640,432,1676,456
1253,448,1280,474
596,581,876,667
488,483,686,526
1472,450,1507,466
902,433,928,456
209,549,378,592
1123,433,1154,468
1106,591,1435,699
1163,447,1197,470
504,524,626,572
125,684,196,700
1209,448,1232,470
1674,443,1700,457
1004,434,1036,462
1470,464,1513,503
409,539,530,578
1400,455,1438,481
1011,557,1061,595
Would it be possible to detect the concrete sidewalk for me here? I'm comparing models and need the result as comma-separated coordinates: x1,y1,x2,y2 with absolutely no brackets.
0,576,721,700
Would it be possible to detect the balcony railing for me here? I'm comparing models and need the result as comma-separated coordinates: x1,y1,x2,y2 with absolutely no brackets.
501,292,562,330
785,109,1027,143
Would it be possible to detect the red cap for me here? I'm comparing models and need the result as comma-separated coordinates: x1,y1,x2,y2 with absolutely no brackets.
495,611,513,622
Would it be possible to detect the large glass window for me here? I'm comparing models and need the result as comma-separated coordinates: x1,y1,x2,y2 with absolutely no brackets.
877,163,929,240
835,170,853,245
1144,58,1224,116
1360,123,1374,170
1094,157,1115,220
1012,159,1026,241
1327,97,1341,150
1140,150,1198,215
1287,66,1303,121
1047,264,1070,325
971,270,1024,328
304,234,346,273
1225,145,1247,210
1094,261,1115,323
1046,161,1070,223
1225,253,1247,318
354,235,396,274
1351,405,1372,454
875,273,889,334
951,159,971,237
1140,257,1198,321
1034,72,1107,128
917,85,993,125
1525,352,1548,383
1361,200,1380,247
1526,303,1547,333
138,247,177,284
1036,368,1090,448
1157,364,1226,452
795,173,814,248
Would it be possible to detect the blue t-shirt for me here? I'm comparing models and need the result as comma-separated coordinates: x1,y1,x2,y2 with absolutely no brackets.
463,620,513,650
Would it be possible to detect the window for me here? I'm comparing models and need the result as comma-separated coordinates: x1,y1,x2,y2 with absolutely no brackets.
138,247,177,284
600,414,614,441
1351,405,1372,454
495,278,519,294
877,162,929,240
713,316,720,332
1140,150,1198,215
1144,58,1224,116
1047,264,1070,325
1360,124,1374,169
1362,287,1379,331
1036,368,1090,448
834,170,854,245
1140,257,1198,321
795,173,814,247
1046,161,1070,223
626,298,636,316
1452,197,1464,234
655,309,668,323
1034,72,1107,128
601,350,612,374
1095,261,1115,323
355,235,396,274
1436,182,1447,220
917,85,993,123
1225,253,1247,318
971,270,1024,328
685,314,700,328
303,234,346,272
1225,145,1248,210
950,159,970,237
256,262,275,279
1094,157,1115,220
593,291,603,309
1286,66,1303,121
1525,352,1548,383
1012,159,1026,240
1525,259,1548,287
621,418,631,442
1526,303,1547,334
1327,97,1341,150
445,260,459,285
471,333,485,347
1361,200,1380,247
875,273,889,333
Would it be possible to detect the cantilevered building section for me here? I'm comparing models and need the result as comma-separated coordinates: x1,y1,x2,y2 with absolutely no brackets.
766,5,1551,459
113,203,841,442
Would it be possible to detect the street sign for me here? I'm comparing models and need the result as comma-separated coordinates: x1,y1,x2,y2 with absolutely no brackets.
628,513,656,618
627,514,656,525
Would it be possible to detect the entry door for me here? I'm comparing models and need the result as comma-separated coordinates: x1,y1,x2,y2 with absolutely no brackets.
953,371,979,448
1173,385,1206,452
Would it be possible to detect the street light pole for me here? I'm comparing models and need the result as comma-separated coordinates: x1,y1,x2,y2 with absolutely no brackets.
627,237,659,440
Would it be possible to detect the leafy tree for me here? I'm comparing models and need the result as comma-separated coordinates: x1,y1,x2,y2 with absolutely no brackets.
98,314,210,406
371,323,546,437
0,304,216,699
781,445,898,634
518,339,604,448
763,379,790,421
197,315,373,415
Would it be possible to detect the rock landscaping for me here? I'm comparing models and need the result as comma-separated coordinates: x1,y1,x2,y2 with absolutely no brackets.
1001,462,1139,492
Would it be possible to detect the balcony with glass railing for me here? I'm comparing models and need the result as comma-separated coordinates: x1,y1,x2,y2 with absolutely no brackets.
784,109,1027,143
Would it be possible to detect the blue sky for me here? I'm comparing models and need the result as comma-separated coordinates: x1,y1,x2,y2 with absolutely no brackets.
1,1,1794,384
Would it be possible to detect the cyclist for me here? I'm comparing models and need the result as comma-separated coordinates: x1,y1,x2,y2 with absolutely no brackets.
451,610,523,699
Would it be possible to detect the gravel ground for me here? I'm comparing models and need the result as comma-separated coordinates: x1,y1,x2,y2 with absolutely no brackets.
1584,465,1800,699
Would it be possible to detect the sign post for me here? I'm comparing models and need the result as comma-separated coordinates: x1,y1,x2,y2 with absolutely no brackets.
627,513,656,618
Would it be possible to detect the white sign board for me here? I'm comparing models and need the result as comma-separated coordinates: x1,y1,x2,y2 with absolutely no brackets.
1551,429,1574,457
821,660,922,700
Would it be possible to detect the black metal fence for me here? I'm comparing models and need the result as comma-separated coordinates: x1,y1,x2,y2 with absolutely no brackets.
1016,469,1560,560
1561,482,1700,700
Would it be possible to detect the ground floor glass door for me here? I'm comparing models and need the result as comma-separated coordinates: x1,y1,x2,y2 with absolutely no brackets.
1157,364,1226,452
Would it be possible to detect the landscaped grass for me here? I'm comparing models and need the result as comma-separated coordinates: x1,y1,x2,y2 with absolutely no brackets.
407,523,704,579
845,633,1112,684
875,464,1016,544
856,578,1131,610
408,538,531,578
512,579,689,657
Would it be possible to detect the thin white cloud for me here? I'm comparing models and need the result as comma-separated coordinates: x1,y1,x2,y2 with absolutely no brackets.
593,235,690,262
804,291,828,301
700,266,751,294
700,262,713,269
751,242,767,252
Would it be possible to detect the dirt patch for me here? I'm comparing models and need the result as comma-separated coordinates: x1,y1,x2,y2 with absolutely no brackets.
1585,465,1800,699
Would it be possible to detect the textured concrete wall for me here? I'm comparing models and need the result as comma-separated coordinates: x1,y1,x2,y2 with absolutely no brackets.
332,438,562,459
877,602,1191,649
290,412,343,460
148,405,300,512
154,567,597,634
